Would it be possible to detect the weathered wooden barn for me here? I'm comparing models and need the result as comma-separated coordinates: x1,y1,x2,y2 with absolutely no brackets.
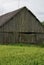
0,7,44,44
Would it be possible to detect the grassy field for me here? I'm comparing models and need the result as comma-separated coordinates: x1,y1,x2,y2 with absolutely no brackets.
0,43,44,65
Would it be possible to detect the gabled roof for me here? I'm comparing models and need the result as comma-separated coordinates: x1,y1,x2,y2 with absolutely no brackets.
0,6,43,27
0,7,23,26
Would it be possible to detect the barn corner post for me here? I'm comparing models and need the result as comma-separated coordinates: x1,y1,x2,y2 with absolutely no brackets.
2,25,4,44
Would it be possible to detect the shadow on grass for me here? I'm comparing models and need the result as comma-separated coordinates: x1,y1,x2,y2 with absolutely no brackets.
0,42,44,48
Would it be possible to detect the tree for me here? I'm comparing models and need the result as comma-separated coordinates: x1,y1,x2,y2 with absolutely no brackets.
41,21,44,25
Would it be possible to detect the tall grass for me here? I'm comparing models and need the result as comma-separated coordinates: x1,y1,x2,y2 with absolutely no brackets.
0,43,44,65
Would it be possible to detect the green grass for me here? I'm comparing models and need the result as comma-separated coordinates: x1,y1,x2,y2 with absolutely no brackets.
0,43,44,65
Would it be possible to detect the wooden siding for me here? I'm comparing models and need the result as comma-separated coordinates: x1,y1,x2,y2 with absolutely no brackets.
0,32,44,44
0,7,44,43
0,8,44,33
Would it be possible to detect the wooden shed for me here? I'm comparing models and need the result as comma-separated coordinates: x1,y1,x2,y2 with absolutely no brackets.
0,6,44,44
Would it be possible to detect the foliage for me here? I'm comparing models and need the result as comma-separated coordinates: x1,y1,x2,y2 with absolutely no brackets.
0,44,44,65
41,21,44,25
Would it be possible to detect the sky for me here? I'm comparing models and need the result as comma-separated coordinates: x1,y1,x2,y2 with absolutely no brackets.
0,0,44,22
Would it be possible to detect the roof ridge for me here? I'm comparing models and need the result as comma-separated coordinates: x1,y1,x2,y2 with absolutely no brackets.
0,7,25,26
0,6,27,17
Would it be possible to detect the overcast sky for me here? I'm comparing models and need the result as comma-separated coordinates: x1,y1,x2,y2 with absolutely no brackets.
0,0,44,22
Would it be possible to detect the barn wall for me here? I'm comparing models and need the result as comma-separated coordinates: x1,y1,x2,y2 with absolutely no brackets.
17,33,44,43
18,33,36,43
0,33,3,43
0,8,44,44
0,32,44,44
0,32,20,44
0,8,44,33
24,9,44,33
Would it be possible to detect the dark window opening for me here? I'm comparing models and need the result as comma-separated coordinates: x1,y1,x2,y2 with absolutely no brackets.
19,32,44,34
